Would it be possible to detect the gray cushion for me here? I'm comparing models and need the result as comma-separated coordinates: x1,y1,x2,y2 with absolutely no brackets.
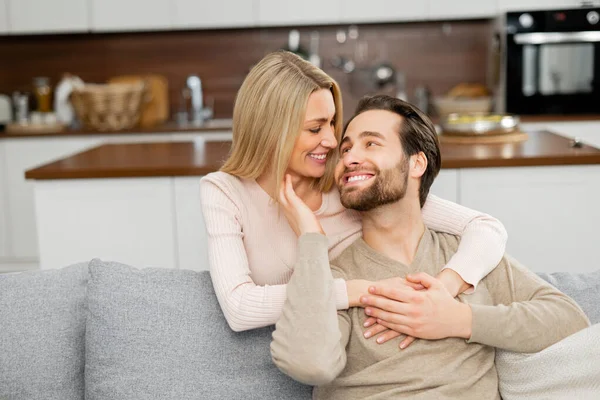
85,259,312,400
0,263,88,400
537,270,600,325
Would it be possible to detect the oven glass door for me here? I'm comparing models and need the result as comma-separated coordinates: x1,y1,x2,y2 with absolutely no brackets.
507,31,600,114
522,42,594,96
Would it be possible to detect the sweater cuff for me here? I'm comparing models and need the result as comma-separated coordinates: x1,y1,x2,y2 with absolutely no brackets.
466,303,499,346
441,263,478,294
333,278,349,310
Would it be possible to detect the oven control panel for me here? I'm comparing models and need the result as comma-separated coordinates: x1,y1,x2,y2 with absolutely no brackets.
507,8,600,33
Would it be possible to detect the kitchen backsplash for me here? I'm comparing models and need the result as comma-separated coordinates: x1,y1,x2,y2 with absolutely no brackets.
0,19,492,121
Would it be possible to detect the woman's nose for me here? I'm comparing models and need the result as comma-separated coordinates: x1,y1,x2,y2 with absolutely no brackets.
320,126,338,148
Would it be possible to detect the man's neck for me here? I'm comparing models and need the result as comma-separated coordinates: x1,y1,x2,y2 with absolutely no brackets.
361,198,425,266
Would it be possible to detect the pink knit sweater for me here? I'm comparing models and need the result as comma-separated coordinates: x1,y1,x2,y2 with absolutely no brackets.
200,171,507,332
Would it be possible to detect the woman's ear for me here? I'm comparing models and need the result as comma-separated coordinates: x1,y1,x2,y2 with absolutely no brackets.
410,152,428,179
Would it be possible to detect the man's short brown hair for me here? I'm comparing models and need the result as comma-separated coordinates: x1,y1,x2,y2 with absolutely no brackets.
344,95,441,207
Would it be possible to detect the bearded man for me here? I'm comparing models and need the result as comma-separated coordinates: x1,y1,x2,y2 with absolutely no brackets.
269,94,590,400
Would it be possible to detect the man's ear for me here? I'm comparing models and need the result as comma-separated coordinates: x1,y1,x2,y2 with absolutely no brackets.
410,152,427,178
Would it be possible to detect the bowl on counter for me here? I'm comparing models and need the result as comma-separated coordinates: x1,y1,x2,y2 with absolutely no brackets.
440,113,520,136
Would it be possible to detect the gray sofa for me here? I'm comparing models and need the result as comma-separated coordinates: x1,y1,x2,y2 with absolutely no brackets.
1,259,598,400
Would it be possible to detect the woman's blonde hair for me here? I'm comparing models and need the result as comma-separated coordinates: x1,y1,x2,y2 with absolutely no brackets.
221,50,343,199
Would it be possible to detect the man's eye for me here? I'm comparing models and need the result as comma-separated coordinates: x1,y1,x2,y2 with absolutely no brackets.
367,142,377,147
340,147,350,154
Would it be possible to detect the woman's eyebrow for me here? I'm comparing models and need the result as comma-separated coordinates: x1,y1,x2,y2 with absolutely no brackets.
304,117,329,124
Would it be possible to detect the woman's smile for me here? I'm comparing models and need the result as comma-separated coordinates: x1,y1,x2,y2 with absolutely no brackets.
308,152,328,164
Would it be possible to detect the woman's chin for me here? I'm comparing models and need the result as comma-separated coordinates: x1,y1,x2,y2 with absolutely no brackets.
289,166,326,180
306,167,327,179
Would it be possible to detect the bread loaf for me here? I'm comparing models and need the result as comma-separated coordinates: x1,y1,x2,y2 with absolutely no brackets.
447,83,490,98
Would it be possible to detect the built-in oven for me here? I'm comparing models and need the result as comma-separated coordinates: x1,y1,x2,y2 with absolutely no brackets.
494,7,600,115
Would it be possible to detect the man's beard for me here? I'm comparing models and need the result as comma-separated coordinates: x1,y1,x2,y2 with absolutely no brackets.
339,159,409,212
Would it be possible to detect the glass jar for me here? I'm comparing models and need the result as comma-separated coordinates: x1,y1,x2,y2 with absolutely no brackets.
33,77,52,113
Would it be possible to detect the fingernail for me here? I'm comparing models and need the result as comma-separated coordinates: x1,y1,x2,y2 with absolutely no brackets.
369,287,376,293
360,296,368,304
365,308,371,315
364,332,371,338
400,342,406,349
377,337,384,344
363,321,369,327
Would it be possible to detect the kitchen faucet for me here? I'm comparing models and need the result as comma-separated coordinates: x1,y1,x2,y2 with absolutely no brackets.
185,75,212,125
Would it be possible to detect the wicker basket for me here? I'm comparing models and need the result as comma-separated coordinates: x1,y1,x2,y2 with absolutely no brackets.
71,82,146,131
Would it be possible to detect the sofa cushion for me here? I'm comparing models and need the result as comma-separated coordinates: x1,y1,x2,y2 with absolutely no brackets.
0,263,88,400
496,323,600,400
84,259,312,400
537,270,600,324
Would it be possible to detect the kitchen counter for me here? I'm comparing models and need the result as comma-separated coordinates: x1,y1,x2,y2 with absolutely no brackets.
0,119,233,139
3,115,600,139
25,131,600,180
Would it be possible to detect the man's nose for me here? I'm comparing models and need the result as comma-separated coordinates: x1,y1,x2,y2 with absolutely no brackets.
343,147,362,167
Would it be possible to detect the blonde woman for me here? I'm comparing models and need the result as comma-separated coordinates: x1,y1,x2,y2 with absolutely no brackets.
200,51,507,346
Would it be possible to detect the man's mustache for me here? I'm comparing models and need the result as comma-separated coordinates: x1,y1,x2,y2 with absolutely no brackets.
339,167,379,177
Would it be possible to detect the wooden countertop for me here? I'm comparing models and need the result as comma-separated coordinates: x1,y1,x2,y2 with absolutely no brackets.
25,131,600,180
0,119,233,139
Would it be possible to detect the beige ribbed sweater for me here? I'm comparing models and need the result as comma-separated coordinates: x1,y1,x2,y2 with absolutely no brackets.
270,231,590,400
200,171,507,332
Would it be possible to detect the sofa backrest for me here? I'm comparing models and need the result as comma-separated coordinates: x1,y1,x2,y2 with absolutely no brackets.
0,263,89,400
537,270,600,324
83,259,312,400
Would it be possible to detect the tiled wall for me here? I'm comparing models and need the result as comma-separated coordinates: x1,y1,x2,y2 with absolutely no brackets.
0,19,492,120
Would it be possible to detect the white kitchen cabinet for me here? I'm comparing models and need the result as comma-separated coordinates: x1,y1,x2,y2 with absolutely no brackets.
3,137,102,261
174,177,208,271
430,169,458,203
0,131,228,272
340,0,426,23
429,0,498,20
258,0,341,26
522,121,600,149
498,0,589,12
0,0,8,33
90,0,171,32
174,0,256,29
0,142,8,259
30,161,600,274
8,0,89,34
34,178,178,269
459,165,600,274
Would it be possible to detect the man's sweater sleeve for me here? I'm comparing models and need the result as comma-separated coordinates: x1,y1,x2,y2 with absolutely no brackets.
468,255,590,353
270,233,351,386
